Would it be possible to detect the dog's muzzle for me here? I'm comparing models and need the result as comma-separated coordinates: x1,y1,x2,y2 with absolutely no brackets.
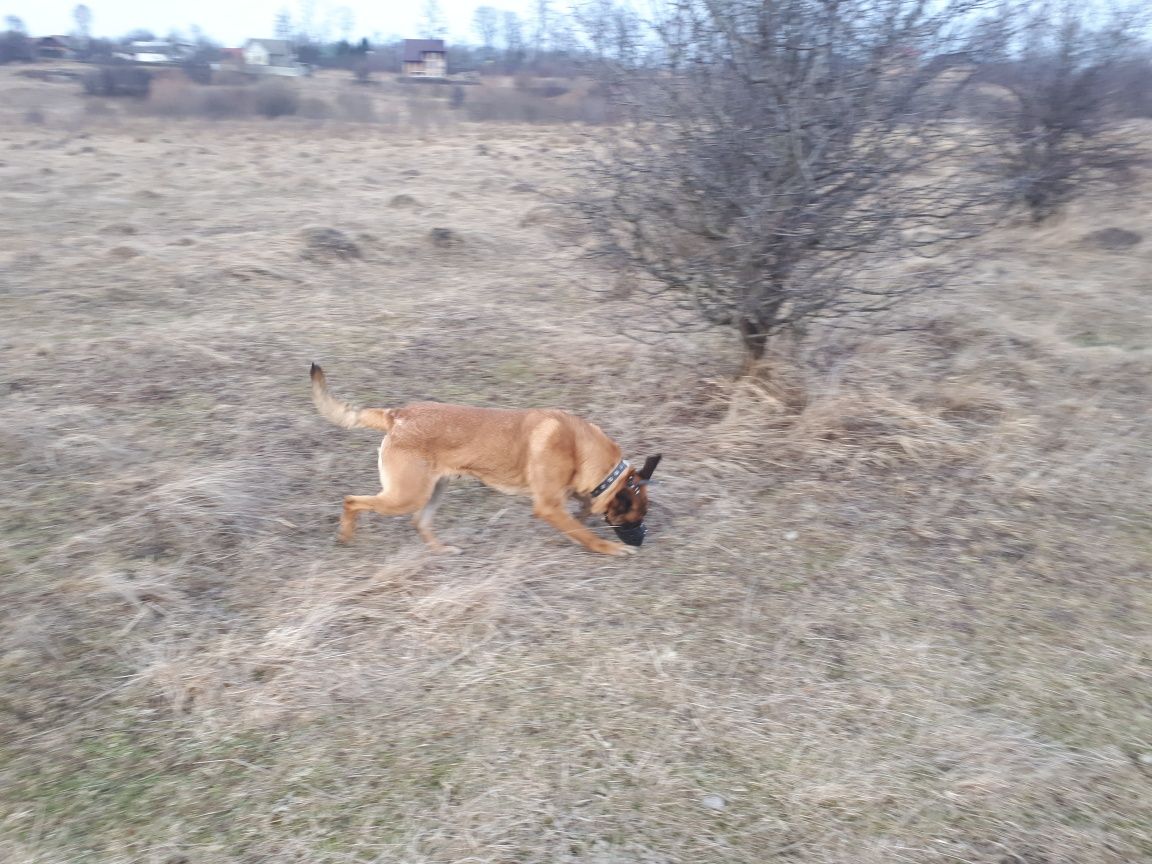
613,522,647,547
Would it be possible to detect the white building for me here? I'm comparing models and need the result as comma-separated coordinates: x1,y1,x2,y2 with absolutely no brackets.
241,39,305,76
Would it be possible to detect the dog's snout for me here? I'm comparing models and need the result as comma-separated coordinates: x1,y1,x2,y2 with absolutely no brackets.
613,522,647,547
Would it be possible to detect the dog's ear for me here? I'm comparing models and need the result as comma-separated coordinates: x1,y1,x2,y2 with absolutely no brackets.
638,454,662,481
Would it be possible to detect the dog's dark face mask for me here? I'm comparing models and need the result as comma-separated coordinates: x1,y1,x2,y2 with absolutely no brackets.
605,454,662,546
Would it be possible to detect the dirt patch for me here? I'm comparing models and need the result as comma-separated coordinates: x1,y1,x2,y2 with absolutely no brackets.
428,227,464,248
99,223,138,236
1082,227,1143,249
300,227,362,261
519,204,564,228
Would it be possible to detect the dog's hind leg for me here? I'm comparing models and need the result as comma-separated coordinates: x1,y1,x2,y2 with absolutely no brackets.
412,478,460,554
338,446,452,550
339,493,421,543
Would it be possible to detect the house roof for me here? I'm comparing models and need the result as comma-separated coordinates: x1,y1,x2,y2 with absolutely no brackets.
402,39,445,63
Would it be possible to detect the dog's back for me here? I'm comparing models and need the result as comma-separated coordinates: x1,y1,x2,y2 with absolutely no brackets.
311,364,617,491
394,402,619,490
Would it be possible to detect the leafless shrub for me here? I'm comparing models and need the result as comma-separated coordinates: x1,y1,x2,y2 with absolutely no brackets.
199,85,256,119
17,68,82,82
137,79,309,121
405,94,455,134
0,28,32,64
211,68,250,86
253,81,299,118
141,78,203,117
83,99,116,118
181,61,213,86
141,79,243,118
578,0,1000,367
514,75,570,98
1104,55,1152,118
463,85,609,124
352,62,373,84
335,90,375,122
973,1,1150,221
299,96,335,120
81,65,153,98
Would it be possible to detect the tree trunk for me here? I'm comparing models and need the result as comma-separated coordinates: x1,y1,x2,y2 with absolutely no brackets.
738,316,769,361
737,301,781,377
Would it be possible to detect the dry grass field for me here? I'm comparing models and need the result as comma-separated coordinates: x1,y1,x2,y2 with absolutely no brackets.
1,69,1150,864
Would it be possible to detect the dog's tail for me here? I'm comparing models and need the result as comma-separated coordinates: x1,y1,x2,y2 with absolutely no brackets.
310,363,395,433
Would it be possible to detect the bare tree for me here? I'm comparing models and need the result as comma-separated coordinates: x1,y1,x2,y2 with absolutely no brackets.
473,5,501,54
578,0,1001,366
297,0,317,40
503,11,526,61
421,0,448,40
337,6,355,43
0,16,31,64
572,0,643,65
73,5,92,41
974,1,1148,221
274,9,293,41
532,0,552,56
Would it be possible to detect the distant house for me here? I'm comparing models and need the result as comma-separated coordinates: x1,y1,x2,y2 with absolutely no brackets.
115,40,193,64
241,38,306,76
35,36,74,61
402,39,446,77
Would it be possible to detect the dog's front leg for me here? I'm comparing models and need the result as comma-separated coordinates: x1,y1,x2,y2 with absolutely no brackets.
572,494,593,521
533,498,634,556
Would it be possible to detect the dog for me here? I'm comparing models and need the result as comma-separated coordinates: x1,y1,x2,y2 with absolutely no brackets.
310,364,661,556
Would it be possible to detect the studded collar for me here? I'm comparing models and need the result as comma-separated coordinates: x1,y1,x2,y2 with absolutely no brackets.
590,460,629,498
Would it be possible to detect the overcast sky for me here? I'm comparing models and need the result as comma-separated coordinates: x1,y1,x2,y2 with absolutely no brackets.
5,1,542,46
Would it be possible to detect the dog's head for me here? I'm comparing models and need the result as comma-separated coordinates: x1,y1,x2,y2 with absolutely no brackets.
605,454,662,546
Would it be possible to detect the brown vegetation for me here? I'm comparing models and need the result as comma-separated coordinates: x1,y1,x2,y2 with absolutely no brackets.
0,66,1150,864
141,78,299,119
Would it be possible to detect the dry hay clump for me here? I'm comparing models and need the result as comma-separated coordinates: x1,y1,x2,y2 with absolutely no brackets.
701,352,1005,476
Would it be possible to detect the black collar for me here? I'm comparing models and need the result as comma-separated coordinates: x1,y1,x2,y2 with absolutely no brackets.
590,460,629,498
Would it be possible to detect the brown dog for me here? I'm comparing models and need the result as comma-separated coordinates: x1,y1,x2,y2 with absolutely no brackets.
310,364,661,556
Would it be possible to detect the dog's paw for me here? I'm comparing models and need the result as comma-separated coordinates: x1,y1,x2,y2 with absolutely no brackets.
602,542,637,557
437,545,463,556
